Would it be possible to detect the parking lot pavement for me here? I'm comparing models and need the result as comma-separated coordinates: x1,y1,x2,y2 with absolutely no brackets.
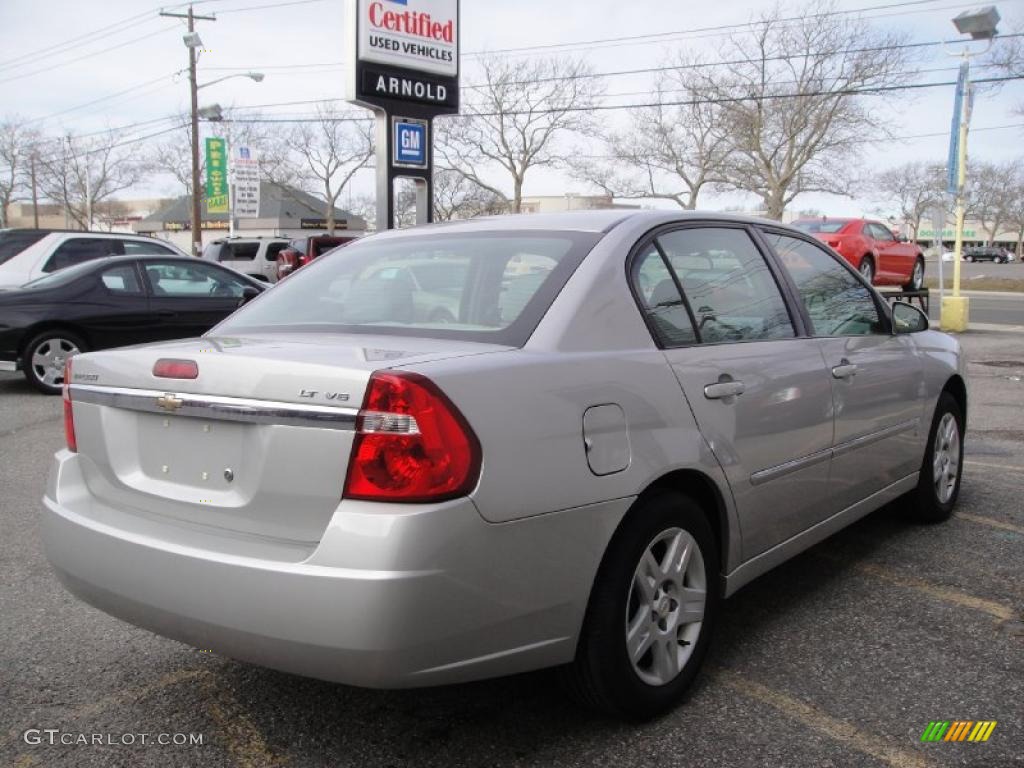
1,333,1022,768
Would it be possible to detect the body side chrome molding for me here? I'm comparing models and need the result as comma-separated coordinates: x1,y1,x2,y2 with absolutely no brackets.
70,384,358,430
750,418,919,485
831,418,919,459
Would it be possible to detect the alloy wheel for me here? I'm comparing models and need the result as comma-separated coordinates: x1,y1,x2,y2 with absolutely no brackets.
932,412,960,504
859,259,873,281
911,260,924,290
625,527,706,687
31,338,79,388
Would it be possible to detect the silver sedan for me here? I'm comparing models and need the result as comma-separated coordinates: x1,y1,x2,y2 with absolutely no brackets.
43,211,966,720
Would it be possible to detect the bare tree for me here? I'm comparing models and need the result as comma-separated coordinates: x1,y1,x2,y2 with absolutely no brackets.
283,104,373,233
967,160,1020,245
436,56,603,213
36,130,147,230
1005,163,1024,257
0,116,41,228
571,63,728,209
696,0,913,219
433,169,505,221
875,161,946,240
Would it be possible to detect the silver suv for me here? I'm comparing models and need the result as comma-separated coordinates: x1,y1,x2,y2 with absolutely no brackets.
202,237,291,283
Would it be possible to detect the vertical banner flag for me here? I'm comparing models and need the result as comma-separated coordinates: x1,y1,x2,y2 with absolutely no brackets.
205,137,229,214
232,145,260,219
946,62,968,196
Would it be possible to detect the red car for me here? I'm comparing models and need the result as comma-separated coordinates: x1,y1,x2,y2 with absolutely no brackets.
793,218,925,290
276,234,361,281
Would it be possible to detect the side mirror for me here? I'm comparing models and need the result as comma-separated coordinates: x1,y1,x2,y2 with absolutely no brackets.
892,301,928,334
238,285,260,306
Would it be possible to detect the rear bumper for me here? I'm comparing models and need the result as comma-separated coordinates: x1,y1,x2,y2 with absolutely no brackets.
42,450,628,688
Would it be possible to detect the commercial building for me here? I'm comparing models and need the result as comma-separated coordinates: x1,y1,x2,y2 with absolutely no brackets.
131,182,367,252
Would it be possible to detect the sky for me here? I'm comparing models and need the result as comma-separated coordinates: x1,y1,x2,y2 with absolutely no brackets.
1,0,1023,217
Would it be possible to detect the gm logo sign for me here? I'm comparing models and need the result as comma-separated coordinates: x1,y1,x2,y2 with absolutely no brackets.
393,117,428,168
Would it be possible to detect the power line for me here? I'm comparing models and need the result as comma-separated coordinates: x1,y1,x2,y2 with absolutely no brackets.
461,0,961,57
214,74,1024,123
217,0,327,12
0,25,180,86
35,72,182,122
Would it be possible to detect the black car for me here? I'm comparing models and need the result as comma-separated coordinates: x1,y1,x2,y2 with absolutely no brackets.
963,245,1014,263
0,255,264,394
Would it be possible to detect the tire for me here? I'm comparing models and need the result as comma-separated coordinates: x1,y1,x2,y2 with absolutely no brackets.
858,256,875,284
563,490,719,720
903,257,924,291
965,255,974,263
905,392,964,523
22,330,86,395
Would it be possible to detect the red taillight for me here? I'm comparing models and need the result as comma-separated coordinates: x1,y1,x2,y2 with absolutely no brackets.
153,358,199,379
343,371,481,502
826,239,841,249
63,359,77,453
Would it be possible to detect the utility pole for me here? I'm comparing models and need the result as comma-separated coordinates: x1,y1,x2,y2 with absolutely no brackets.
160,4,216,256
30,152,38,229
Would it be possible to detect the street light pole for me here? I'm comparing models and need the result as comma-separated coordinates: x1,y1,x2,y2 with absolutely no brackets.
188,7,201,256
941,5,1000,331
160,4,216,256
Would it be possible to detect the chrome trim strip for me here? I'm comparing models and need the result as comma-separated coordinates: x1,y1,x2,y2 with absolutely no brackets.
831,418,918,459
750,447,832,486
70,384,359,430
0,360,18,372
750,418,918,485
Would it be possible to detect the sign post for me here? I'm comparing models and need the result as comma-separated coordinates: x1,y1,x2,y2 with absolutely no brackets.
345,0,460,231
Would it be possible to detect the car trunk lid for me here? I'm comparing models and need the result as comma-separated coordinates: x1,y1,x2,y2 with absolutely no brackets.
67,332,509,546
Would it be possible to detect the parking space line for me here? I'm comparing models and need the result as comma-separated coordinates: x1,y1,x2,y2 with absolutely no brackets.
849,562,1015,622
815,553,1016,622
956,512,1024,535
716,668,934,768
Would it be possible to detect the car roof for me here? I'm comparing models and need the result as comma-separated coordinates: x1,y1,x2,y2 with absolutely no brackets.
368,210,805,240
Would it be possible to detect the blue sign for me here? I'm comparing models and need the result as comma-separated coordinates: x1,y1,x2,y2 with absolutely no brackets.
947,61,968,195
393,119,428,168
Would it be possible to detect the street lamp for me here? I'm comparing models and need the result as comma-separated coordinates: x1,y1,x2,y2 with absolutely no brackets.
941,5,1000,332
178,24,263,255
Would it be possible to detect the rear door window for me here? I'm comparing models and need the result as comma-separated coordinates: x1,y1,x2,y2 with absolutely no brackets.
100,264,144,295
654,227,795,344
631,242,697,346
44,238,124,272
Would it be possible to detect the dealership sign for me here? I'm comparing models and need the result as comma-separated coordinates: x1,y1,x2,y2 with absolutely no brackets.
346,0,459,114
231,145,260,219
345,0,459,231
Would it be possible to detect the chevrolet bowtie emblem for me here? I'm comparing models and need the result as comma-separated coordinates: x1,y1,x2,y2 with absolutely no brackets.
156,393,184,412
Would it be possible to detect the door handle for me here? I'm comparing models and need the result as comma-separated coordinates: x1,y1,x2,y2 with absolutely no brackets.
832,360,858,379
704,380,745,400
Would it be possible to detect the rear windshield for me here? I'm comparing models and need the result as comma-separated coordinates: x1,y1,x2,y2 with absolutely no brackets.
794,220,847,234
216,230,600,346
0,230,48,264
